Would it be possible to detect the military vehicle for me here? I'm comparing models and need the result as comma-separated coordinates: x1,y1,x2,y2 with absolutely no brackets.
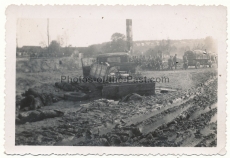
81,52,137,78
81,52,155,99
183,50,214,69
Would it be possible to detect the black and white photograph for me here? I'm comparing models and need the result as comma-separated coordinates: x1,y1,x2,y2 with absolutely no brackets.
4,5,227,155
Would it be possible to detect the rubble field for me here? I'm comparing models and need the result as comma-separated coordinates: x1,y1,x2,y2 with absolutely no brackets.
15,67,218,146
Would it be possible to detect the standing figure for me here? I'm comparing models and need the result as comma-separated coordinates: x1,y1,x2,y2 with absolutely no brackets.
155,55,160,70
173,54,177,70
168,56,173,70
183,54,188,70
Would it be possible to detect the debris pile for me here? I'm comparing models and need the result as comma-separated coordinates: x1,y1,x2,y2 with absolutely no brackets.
15,69,218,147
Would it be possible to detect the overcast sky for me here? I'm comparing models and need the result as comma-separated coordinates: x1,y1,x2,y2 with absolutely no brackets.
16,6,226,47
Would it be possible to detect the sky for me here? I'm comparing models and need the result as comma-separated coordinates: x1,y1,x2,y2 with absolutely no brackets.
16,6,226,47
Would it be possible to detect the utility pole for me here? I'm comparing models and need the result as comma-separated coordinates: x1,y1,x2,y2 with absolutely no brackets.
47,18,50,56
16,19,19,52
16,36,18,50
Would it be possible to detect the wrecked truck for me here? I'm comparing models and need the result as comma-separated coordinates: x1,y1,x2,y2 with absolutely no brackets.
81,52,136,77
81,52,155,99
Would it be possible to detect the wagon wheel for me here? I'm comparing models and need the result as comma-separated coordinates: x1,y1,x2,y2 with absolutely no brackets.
195,62,200,69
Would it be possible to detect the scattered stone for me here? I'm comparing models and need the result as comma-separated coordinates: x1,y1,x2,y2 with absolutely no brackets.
99,138,109,146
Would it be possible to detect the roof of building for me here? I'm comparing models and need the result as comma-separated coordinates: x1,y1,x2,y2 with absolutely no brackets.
21,46,42,48
96,52,129,58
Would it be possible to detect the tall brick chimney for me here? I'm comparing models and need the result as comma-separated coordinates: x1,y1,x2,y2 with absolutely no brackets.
126,19,133,54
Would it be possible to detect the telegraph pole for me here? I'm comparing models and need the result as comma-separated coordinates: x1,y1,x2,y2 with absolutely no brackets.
47,18,50,56
16,19,19,52
16,36,18,49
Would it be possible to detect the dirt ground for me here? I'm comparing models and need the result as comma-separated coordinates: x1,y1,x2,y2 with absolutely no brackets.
15,65,218,146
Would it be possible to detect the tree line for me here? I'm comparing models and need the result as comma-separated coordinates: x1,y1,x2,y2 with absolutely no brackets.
17,33,217,58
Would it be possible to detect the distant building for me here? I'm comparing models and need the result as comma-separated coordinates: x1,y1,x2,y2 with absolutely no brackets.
20,46,42,53
17,46,43,57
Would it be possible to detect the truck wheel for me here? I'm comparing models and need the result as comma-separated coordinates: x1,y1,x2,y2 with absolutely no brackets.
195,62,200,69
64,92,89,101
